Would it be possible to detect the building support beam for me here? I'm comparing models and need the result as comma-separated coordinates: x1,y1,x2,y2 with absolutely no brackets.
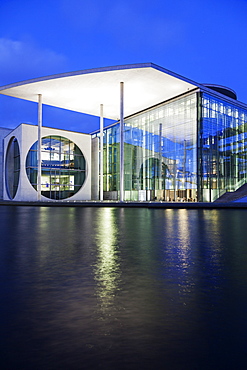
120,82,124,202
37,94,42,201
100,104,104,201
159,123,163,192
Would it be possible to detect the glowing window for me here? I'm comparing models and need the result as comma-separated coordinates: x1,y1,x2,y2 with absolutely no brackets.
26,136,86,200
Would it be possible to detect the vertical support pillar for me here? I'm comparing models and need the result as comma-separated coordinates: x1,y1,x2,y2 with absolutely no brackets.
100,104,104,201
196,92,202,202
37,94,42,201
159,123,163,195
120,82,124,202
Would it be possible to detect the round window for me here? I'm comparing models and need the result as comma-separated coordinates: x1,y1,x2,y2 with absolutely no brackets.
26,136,86,200
5,137,20,200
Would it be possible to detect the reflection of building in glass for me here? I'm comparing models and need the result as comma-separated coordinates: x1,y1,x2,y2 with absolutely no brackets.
95,93,197,201
199,93,247,201
93,88,247,202
1,63,247,202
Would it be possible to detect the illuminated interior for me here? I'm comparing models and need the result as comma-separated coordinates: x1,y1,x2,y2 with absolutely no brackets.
26,135,86,200
2,63,247,202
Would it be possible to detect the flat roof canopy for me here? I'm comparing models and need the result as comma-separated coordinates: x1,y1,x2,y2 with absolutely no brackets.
0,63,199,120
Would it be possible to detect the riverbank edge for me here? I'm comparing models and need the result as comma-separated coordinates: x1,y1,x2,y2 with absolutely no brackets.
1,200,247,209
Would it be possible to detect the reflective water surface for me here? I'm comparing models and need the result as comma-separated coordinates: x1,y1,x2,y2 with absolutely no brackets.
1,206,247,369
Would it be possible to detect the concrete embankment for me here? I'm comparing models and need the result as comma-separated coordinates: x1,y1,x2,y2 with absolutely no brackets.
1,200,247,209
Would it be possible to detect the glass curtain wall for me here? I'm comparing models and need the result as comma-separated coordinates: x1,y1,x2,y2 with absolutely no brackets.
101,93,197,201
26,136,86,200
199,93,247,202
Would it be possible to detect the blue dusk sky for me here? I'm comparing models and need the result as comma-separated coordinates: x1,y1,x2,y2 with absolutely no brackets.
0,0,247,133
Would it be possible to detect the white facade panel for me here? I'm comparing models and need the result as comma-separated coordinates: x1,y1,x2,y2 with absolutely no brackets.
3,124,91,202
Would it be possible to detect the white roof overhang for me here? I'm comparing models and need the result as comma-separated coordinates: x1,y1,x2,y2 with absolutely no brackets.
0,63,199,120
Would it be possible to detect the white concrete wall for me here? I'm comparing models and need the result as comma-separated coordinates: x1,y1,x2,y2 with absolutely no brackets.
4,124,91,201
91,136,99,200
0,127,13,199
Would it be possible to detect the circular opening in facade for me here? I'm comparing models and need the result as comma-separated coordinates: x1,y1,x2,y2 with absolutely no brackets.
26,135,86,200
5,137,20,199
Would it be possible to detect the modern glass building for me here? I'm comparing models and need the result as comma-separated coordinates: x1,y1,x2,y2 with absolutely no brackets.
199,91,247,202
94,92,197,201
92,84,247,202
1,63,247,202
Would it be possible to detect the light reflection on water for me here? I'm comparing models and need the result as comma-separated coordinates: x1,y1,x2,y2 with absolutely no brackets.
1,206,247,369
94,208,121,308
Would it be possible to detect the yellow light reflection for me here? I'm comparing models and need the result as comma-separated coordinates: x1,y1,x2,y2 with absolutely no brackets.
165,209,195,302
94,208,121,310
177,209,190,270
202,209,223,266
165,209,191,269
176,210,194,301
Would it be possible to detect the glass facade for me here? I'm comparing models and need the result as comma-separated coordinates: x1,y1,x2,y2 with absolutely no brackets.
94,89,247,202
100,93,197,201
199,93,247,202
26,136,86,200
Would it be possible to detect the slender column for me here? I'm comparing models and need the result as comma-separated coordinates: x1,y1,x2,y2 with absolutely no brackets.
159,123,163,192
120,82,124,202
37,94,42,201
100,104,104,201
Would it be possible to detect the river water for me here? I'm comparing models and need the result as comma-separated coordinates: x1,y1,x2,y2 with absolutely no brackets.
1,206,247,369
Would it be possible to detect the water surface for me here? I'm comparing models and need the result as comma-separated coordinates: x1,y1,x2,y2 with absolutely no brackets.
1,206,247,369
